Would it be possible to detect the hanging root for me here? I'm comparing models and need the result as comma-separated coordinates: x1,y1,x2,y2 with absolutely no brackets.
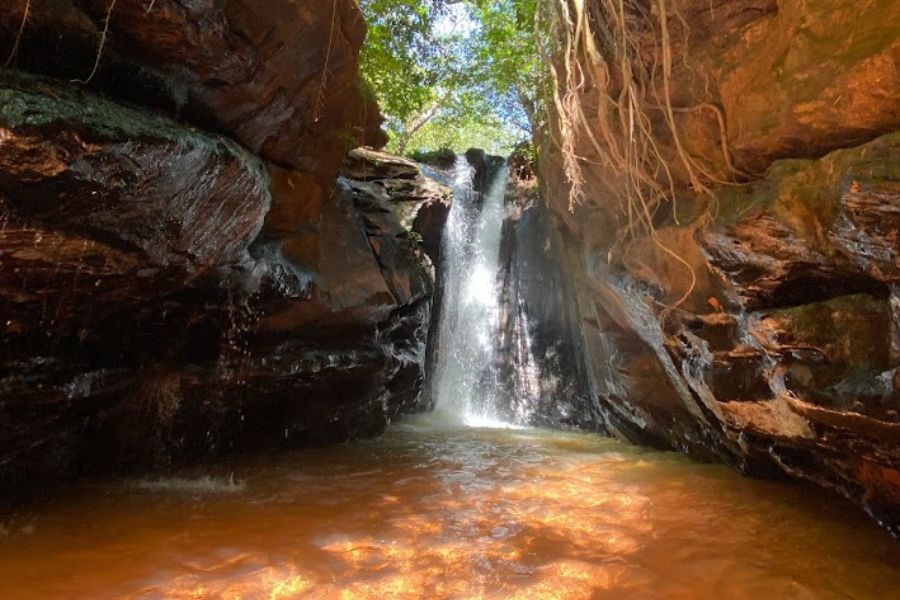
4,0,31,68
312,0,339,123
537,0,744,308
75,0,117,85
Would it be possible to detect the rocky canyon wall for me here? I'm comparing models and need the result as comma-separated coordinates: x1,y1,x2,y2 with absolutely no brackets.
0,1,442,500
495,159,597,427
538,0,900,533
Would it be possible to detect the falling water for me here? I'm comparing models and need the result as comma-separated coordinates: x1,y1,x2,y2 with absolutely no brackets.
430,156,513,427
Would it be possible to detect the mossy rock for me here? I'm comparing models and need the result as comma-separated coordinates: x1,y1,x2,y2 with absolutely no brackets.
0,68,260,169
712,131,900,235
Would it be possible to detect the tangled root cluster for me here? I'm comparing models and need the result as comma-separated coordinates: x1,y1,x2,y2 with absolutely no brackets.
536,0,745,307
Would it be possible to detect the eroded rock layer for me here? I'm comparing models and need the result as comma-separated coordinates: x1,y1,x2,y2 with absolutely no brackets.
0,4,435,500
536,0,900,533
0,0,386,184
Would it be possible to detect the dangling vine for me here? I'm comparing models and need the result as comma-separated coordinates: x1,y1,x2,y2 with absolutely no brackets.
536,0,745,308
313,0,339,123
75,0,118,85
3,0,30,68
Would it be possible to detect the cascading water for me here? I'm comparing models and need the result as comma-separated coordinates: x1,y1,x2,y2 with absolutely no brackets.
430,156,514,427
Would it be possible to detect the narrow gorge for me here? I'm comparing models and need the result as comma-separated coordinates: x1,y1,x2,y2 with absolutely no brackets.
0,0,898,598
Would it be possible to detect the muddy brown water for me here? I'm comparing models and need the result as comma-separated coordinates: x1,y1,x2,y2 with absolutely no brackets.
1,415,898,599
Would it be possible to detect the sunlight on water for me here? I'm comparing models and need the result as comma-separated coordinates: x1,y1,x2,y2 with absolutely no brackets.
0,417,897,599
403,408,523,431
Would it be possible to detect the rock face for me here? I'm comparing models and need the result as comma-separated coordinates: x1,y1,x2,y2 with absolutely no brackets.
537,0,900,533
0,0,386,184
0,5,435,501
495,165,596,427
343,147,452,266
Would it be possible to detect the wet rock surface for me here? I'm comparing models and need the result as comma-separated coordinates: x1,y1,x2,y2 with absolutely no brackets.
495,166,596,428
537,0,900,534
342,147,452,266
550,134,900,534
0,11,435,501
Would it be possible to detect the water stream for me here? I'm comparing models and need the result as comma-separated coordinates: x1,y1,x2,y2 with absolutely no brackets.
430,157,517,427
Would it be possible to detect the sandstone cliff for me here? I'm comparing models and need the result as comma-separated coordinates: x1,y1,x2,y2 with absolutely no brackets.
537,0,900,533
0,1,435,500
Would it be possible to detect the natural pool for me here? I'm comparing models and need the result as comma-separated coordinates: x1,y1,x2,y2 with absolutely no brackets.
1,415,898,599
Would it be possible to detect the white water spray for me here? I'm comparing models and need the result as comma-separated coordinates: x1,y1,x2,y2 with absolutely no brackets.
431,156,517,428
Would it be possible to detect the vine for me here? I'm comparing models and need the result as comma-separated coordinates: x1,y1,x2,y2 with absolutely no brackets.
75,0,118,85
3,0,30,68
313,0,339,123
537,0,745,308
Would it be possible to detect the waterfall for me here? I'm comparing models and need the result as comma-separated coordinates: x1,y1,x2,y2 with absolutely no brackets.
430,156,513,427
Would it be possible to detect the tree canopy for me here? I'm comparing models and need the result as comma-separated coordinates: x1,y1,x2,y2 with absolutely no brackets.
358,0,539,156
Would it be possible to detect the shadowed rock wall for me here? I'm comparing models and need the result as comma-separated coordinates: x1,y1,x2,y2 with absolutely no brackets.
0,2,436,501
495,164,596,428
0,0,386,184
539,0,900,533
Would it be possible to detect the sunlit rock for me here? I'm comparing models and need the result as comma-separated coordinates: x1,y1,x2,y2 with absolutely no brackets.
537,0,900,534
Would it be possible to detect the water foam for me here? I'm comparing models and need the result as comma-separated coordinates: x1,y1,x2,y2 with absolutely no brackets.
133,474,246,494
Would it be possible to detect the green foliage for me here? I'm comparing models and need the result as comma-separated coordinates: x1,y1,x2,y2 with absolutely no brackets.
398,230,425,246
406,105,522,155
468,0,541,118
358,0,453,145
358,0,541,156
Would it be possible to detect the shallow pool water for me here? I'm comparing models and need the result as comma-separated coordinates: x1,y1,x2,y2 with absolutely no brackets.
1,415,898,599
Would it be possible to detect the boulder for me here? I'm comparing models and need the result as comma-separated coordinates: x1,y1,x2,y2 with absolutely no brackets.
343,147,452,265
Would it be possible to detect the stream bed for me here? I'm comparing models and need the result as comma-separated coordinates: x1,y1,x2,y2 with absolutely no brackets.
1,415,898,599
